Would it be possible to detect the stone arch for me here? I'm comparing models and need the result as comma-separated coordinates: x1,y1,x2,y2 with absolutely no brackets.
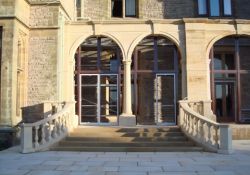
205,32,237,59
127,32,181,62
69,33,126,62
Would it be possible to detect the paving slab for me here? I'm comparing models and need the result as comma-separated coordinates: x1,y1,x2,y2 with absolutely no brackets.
0,140,249,175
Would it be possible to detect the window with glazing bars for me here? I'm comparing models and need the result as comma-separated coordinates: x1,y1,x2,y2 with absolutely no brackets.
198,0,232,17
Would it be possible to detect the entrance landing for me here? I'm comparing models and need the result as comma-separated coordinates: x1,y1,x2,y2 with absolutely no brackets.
51,126,203,152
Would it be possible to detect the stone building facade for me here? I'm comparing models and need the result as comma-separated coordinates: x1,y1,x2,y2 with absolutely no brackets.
1,0,250,135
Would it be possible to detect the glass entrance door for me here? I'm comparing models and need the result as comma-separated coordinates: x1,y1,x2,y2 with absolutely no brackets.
215,82,236,122
155,74,176,125
80,74,119,125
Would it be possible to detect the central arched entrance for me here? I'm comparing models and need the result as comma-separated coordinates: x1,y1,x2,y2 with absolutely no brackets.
132,35,181,125
74,36,122,125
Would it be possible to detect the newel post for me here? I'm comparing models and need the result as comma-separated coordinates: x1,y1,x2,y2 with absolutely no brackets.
218,124,233,154
21,124,34,153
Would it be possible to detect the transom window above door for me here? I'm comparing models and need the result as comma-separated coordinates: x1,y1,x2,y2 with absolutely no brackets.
111,0,138,18
198,0,232,17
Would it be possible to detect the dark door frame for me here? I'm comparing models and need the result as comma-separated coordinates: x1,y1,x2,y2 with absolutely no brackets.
75,37,122,125
131,36,179,125
210,37,249,123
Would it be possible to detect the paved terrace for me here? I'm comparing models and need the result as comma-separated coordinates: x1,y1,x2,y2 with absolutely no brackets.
0,140,249,175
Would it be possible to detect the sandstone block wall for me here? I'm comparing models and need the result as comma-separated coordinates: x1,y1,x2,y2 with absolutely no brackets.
15,0,30,24
28,31,58,105
81,0,196,20
30,6,59,27
83,0,109,20
139,0,164,19
0,20,14,125
139,0,195,19
27,3,61,106
0,0,15,16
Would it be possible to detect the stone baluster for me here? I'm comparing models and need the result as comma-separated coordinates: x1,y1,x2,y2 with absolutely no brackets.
195,118,199,137
48,121,52,141
199,120,204,141
57,117,61,136
34,126,39,148
52,119,57,138
207,123,212,144
41,124,46,144
61,115,65,131
214,126,219,148
187,114,190,132
191,115,195,135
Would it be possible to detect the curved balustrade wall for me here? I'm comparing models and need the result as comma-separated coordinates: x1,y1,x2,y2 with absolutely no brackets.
21,102,77,153
179,100,233,154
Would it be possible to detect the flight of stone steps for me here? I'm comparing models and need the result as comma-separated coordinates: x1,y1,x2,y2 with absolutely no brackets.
51,126,203,152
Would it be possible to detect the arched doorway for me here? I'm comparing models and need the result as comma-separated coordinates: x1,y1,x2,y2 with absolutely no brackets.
74,36,123,125
132,35,181,125
210,35,250,123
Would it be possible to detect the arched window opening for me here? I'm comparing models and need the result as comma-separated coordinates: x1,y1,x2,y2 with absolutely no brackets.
74,36,122,125
210,36,250,123
132,35,181,125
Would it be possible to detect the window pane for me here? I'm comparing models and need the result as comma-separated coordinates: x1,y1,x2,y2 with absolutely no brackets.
126,0,136,16
239,37,250,70
241,74,250,121
223,0,232,15
112,0,122,17
76,0,81,18
137,37,154,70
198,0,207,15
210,0,220,16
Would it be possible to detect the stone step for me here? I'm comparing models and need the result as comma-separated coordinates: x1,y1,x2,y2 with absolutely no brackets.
72,127,181,133
69,132,184,138
64,136,189,142
52,126,203,152
51,146,203,152
58,141,195,147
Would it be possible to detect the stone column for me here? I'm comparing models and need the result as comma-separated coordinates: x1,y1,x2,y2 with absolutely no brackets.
119,60,136,126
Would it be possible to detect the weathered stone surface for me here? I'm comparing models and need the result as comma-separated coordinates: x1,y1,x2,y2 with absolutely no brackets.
0,0,15,16
30,6,59,27
28,32,58,105
83,0,109,20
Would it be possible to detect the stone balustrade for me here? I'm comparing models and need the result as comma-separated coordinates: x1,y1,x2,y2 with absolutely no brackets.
21,101,77,153
179,100,233,154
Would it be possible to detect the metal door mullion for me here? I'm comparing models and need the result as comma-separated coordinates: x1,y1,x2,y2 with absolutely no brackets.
97,75,101,123
79,75,82,123
156,74,159,124
173,74,176,124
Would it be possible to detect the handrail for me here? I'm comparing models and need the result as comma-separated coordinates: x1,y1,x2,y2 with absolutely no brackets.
23,102,68,127
21,101,78,153
181,102,218,125
179,100,233,154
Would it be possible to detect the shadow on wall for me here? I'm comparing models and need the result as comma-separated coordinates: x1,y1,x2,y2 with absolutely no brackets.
22,103,53,123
